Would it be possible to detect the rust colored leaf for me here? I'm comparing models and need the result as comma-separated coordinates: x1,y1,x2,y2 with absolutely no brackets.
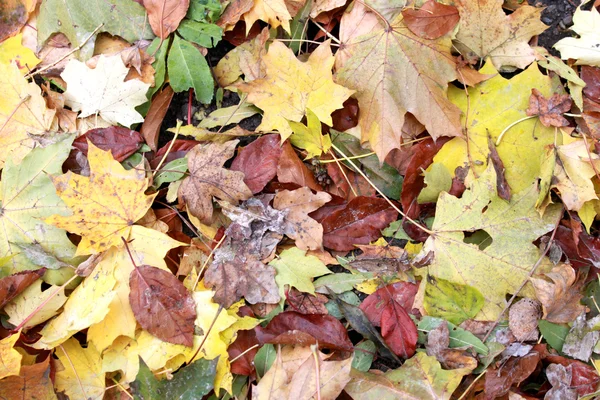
325,161,376,200
255,311,353,352
149,139,200,169
554,220,600,269
277,141,322,192
484,348,543,399
581,66,600,102
0,268,46,308
273,187,332,250
286,287,328,314
321,197,398,251
545,354,600,397
217,0,254,27
526,88,572,127
144,0,190,39
129,265,197,347
360,282,419,358
0,0,33,42
402,0,460,40
179,140,252,223
331,98,359,132
487,133,511,201
228,329,260,376
71,126,144,163
0,357,55,400
140,86,174,151
231,134,282,194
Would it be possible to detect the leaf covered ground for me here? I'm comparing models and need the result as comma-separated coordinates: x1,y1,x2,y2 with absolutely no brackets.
2,0,600,399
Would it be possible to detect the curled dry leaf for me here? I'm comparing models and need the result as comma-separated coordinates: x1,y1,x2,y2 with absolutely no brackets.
273,187,332,251
277,141,322,191
143,0,190,38
179,140,252,224
526,88,572,127
402,0,460,40
129,265,197,347
426,322,477,370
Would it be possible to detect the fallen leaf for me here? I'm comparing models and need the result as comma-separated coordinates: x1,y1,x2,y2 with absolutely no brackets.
238,40,353,141
130,265,197,347
55,338,105,400
0,33,40,71
61,54,150,127
336,7,461,161
423,275,484,325
277,141,323,191
0,269,46,309
286,287,329,314
530,263,587,324
179,140,252,224
273,187,332,250
454,0,547,70
526,88,572,127
360,281,418,358
0,334,22,379
0,0,35,42
545,363,578,400
243,0,292,33
288,108,332,159
508,298,541,342
269,247,331,299
71,126,144,162
46,142,156,256
144,0,190,38
546,354,600,397
554,5,600,66
168,35,214,103
231,134,282,194
215,26,269,86
0,357,56,400
5,279,67,330
351,240,410,275
562,313,598,362
402,0,460,40
425,322,477,370
484,347,543,399
141,86,175,151
321,197,398,251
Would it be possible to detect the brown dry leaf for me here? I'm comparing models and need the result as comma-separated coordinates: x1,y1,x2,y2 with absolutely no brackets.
351,241,410,275
218,0,254,28
530,264,587,324
526,88,572,127
277,141,322,192
286,287,329,314
402,0,460,40
273,187,332,251
140,86,174,151
508,298,541,342
454,0,547,70
177,238,209,276
179,140,252,224
0,357,56,400
144,0,190,38
426,322,478,370
336,4,462,161
129,265,197,347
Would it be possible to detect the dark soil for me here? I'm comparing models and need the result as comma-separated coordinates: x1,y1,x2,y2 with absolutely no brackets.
531,0,577,55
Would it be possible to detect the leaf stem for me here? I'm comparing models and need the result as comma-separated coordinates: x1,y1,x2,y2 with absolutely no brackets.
274,39,340,47
121,237,138,268
319,151,376,163
229,344,260,364
330,143,433,235
311,21,341,44
496,115,536,146
187,305,223,364
152,120,182,180
456,370,486,400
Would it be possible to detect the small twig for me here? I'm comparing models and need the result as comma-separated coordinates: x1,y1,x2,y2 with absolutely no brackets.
496,115,536,146
456,370,486,400
26,23,104,78
329,150,358,197
273,38,339,47
319,151,376,164
311,21,341,44
188,305,224,364
311,344,322,400
230,344,260,364
152,120,182,180
110,377,134,399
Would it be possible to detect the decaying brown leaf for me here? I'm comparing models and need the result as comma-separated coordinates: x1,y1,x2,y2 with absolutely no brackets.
526,88,573,127
143,0,190,38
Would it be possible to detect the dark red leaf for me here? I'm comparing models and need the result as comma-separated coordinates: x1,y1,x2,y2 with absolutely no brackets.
321,196,398,251
73,127,144,162
484,349,543,400
402,0,460,40
231,134,282,193
276,141,322,192
359,282,419,358
255,311,353,352
129,265,197,347
140,86,174,151
554,219,600,270
325,162,376,200
581,66,600,103
0,269,45,309
149,139,200,169
546,354,600,396
331,98,359,132
228,329,260,377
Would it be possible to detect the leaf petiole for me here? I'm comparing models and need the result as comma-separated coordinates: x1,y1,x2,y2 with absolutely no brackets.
496,115,536,146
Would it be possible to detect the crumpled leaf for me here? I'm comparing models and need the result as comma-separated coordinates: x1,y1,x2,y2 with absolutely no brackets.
545,363,578,400
484,345,544,399
454,0,547,70
269,247,331,299
336,5,461,161
508,298,541,342
179,140,252,224
130,265,197,347
562,313,599,361
345,352,470,400
253,345,352,400
55,338,105,400
526,88,572,127
415,165,560,319
350,240,410,276
144,0,189,38
0,357,56,400
425,322,477,371
0,136,77,272
71,126,144,163
530,263,587,324
46,142,156,256
238,40,353,141
554,5,600,66
0,62,56,169
273,187,332,250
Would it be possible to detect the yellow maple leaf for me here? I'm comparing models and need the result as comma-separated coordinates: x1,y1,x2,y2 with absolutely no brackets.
243,0,292,33
55,338,105,400
46,142,156,256
0,34,40,72
5,279,67,330
102,336,140,384
0,62,55,169
237,40,354,141
0,334,22,379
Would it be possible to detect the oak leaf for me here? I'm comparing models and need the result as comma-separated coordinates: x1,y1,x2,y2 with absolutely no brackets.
336,8,461,161
46,142,156,256
526,88,572,127
238,40,353,141
61,54,150,127
179,140,252,224
454,0,547,70
273,187,332,250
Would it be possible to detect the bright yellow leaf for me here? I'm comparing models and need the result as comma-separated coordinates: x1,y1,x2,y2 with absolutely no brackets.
102,336,140,383
46,142,156,256
237,40,354,141
243,0,292,33
0,62,55,169
55,338,105,400
5,279,67,330
289,108,332,159
0,334,22,379
0,34,40,71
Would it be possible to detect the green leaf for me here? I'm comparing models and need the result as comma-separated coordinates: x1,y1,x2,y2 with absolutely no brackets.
288,108,332,159
326,290,360,319
168,36,214,103
269,247,331,299
131,357,217,400
0,136,78,273
417,163,452,204
146,37,170,100
37,0,153,59
352,340,376,372
418,316,488,355
314,272,369,294
423,275,484,325
187,0,222,23
539,320,569,352
177,20,223,48
198,103,260,129
381,220,411,240
287,0,312,53
254,344,276,379
331,131,403,199
153,158,189,187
